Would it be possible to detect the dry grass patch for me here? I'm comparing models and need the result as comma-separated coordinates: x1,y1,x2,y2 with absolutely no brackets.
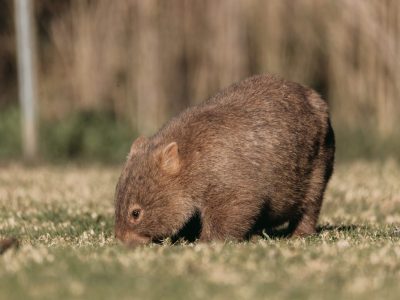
0,161,399,300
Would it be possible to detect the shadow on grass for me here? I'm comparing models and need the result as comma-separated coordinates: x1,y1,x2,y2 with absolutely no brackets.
169,216,400,243
317,224,361,233
258,223,400,240
168,210,365,243
168,208,370,243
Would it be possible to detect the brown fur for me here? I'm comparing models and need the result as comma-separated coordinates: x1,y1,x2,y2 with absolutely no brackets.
114,74,335,244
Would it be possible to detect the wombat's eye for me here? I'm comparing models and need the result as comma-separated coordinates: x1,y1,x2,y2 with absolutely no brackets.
131,209,141,220
128,204,142,224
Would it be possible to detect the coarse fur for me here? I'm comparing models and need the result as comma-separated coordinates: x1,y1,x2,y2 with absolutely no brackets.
114,74,335,244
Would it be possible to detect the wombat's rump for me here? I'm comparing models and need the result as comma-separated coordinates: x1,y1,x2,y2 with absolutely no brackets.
115,74,335,244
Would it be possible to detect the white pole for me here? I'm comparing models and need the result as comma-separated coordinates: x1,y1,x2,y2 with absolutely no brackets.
14,0,38,160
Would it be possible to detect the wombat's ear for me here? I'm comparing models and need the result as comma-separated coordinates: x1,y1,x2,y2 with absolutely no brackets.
159,142,180,174
129,136,147,158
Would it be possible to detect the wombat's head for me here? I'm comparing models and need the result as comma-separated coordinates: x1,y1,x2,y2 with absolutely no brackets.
114,136,193,245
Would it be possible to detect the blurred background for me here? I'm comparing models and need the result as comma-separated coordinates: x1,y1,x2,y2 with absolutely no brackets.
0,0,399,164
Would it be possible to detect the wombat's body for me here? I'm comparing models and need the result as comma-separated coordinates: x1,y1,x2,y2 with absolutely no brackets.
115,74,335,244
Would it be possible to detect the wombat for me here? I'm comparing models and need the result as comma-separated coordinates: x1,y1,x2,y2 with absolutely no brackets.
115,74,335,244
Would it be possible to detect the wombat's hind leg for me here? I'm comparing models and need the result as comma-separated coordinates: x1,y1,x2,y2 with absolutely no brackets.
288,211,318,237
289,165,328,237
290,125,334,238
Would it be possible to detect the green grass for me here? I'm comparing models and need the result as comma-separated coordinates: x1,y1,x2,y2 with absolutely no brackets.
0,107,135,163
1,161,400,300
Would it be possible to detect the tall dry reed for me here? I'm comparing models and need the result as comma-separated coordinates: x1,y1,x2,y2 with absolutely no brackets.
35,0,399,135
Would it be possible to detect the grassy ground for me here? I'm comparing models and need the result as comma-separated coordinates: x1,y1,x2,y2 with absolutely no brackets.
0,160,399,300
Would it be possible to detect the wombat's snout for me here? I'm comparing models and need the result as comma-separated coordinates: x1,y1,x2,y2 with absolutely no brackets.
115,228,151,245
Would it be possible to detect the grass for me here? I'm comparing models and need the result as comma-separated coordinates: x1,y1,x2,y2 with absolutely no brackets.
0,160,400,300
